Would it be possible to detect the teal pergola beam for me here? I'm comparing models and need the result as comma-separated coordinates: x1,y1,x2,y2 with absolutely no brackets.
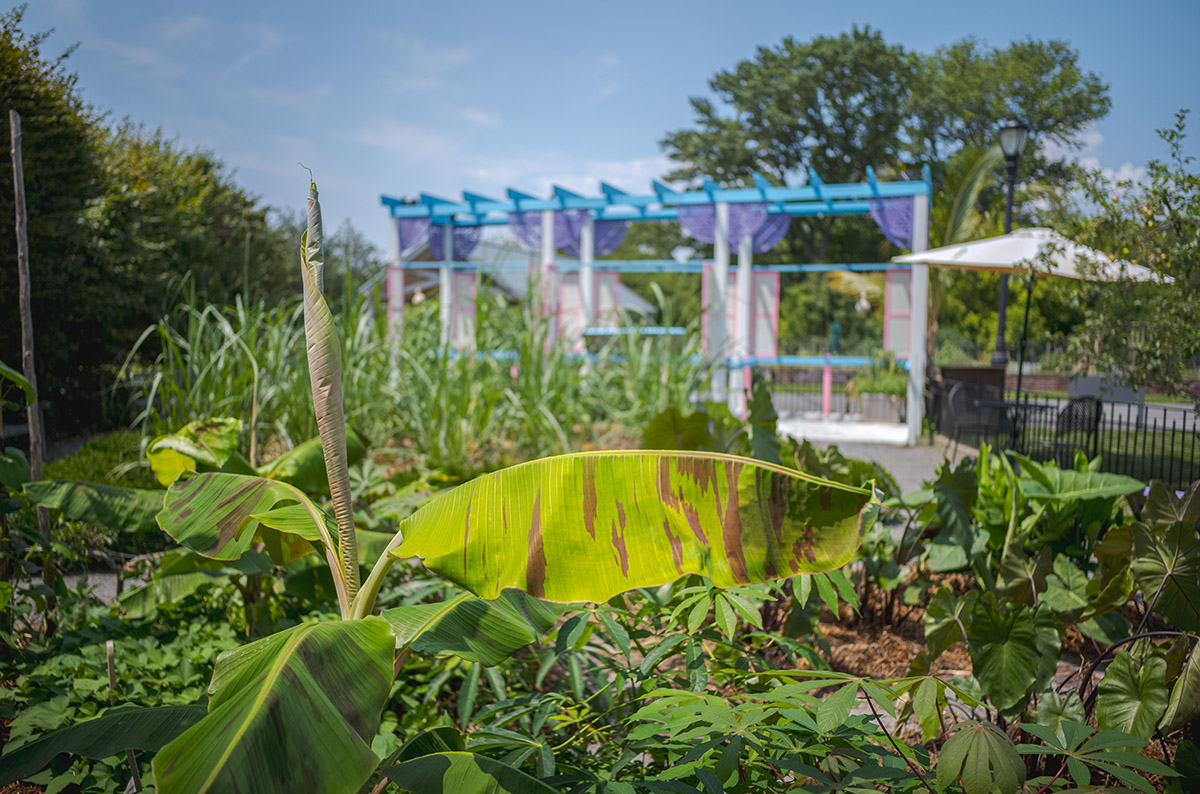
381,170,930,223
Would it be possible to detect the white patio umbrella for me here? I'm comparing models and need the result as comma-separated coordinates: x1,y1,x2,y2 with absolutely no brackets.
892,226,1166,408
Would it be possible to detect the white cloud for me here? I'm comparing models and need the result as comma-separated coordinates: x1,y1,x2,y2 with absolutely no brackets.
221,24,291,82
460,107,502,128
374,33,474,94
346,120,461,162
248,83,334,113
1043,122,1148,185
600,52,621,71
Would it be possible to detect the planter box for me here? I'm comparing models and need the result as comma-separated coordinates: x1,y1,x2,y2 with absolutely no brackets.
861,392,904,422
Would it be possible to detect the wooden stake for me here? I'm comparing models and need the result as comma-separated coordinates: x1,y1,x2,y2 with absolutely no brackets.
10,110,56,623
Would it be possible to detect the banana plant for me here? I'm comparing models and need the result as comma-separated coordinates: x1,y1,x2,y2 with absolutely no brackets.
1,182,879,794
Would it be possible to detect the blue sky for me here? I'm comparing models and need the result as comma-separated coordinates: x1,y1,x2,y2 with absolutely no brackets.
22,0,1200,255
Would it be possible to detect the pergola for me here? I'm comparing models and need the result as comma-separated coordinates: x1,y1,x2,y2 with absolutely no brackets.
381,168,931,444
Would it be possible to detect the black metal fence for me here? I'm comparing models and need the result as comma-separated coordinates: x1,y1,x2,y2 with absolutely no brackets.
934,381,1200,490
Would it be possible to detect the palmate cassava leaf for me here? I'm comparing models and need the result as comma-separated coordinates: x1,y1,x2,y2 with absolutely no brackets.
937,721,1025,794
152,617,394,794
23,480,164,533
391,450,876,603
0,704,205,786
381,589,564,666
157,472,334,565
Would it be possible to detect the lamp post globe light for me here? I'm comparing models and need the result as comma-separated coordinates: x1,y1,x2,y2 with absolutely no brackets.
991,118,1030,366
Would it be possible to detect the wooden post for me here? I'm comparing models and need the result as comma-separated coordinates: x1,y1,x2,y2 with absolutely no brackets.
10,110,55,621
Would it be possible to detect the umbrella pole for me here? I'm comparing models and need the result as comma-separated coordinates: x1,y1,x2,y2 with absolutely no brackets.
1010,272,1036,448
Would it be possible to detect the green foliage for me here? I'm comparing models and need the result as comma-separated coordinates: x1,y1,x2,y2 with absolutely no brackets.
1065,110,1200,398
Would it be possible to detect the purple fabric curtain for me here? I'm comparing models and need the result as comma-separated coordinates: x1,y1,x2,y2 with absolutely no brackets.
559,218,630,257
506,210,579,250
395,217,432,256
677,202,769,245
428,224,482,261
752,213,790,254
869,197,914,249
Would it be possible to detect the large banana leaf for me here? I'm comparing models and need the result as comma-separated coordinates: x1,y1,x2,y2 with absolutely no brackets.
24,480,164,533
381,589,564,666
152,617,394,794
157,472,333,566
392,450,875,603
0,704,204,786
301,181,358,599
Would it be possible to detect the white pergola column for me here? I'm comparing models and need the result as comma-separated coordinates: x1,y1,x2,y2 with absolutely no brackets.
710,201,730,402
387,217,405,340
580,214,595,327
540,209,555,341
906,198,930,446
729,232,753,417
439,222,452,348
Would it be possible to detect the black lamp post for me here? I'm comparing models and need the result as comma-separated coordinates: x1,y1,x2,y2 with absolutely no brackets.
991,118,1030,366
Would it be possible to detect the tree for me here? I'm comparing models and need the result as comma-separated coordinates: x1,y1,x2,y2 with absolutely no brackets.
0,6,110,432
661,30,1111,264
1064,111,1200,399
88,123,289,317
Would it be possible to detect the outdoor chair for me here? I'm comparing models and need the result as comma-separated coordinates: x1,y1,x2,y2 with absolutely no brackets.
943,381,1013,457
1034,396,1103,468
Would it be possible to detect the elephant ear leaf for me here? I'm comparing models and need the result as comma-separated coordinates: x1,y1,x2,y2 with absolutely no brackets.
152,618,394,794
393,450,875,603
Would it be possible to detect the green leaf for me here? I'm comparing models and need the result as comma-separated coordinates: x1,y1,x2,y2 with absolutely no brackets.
816,682,858,735
969,597,1041,711
1131,522,1200,631
385,726,466,765
381,751,561,793
912,677,941,742
1044,555,1090,617
23,480,163,534
392,451,875,603
937,721,1025,794
157,472,334,565
925,587,977,661
0,359,35,404
1144,481,1200,527
1036,690,1085,744
152,617,394,794
0,704,204,786
1160,641,1200,733
1019,469,1144,502
147,418,250,486
381,590,564,667
0,447,30,490
997,546,1052,607
1096,652,1169,740
643,407,712,451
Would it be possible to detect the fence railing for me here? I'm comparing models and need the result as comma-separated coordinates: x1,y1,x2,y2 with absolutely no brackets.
934,381,1199,490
